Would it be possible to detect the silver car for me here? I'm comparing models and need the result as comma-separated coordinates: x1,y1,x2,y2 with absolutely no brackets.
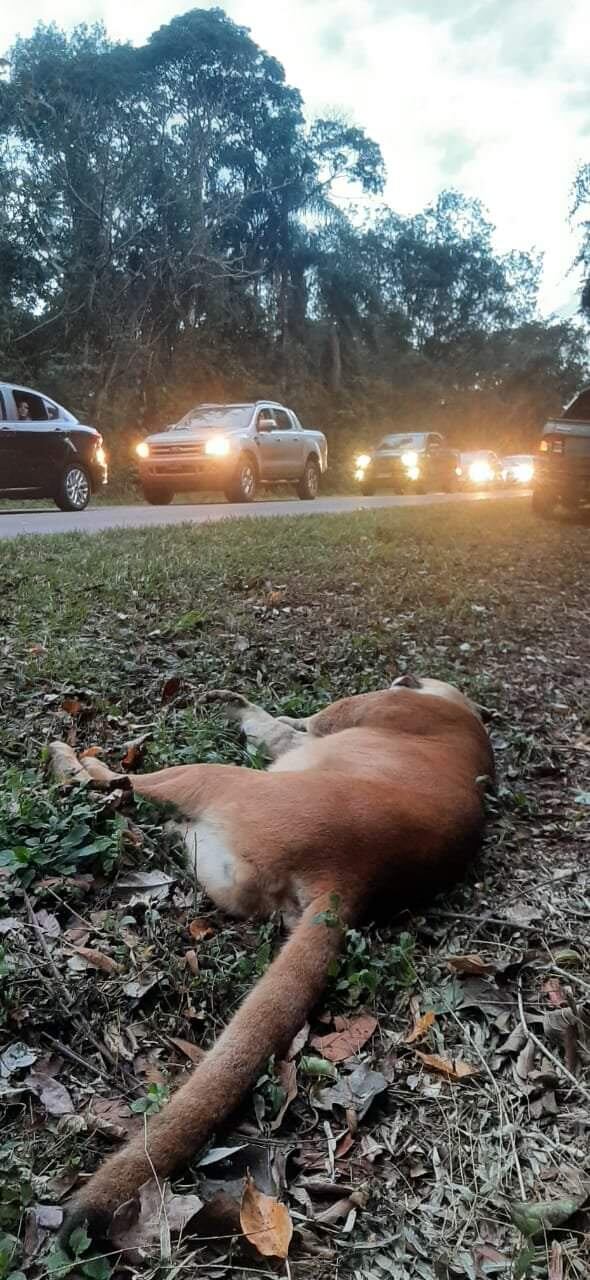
135,401,328,504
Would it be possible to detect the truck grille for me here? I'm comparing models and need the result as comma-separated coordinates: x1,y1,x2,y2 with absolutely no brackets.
150,442,205,458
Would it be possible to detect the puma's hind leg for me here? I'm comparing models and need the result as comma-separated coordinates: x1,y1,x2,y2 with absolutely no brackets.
203,689,306,760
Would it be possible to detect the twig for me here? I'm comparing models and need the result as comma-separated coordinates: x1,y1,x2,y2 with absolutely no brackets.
43,1034,105,1079
517,981,590,1105
22,890,121,1074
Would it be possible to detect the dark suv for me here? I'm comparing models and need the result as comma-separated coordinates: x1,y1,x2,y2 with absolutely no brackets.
0,382,107,510
533,387,590,517
354,431,461,495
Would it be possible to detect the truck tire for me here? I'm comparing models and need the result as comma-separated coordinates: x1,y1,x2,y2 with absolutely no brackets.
297,457,320,500
532,487,557,518
143,486,174,505
225,455,258,503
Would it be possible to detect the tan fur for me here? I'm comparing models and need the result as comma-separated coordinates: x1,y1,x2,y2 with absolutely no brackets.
59,677,494,1245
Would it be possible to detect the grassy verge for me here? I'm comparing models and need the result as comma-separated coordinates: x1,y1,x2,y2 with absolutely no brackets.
0,502,588,1280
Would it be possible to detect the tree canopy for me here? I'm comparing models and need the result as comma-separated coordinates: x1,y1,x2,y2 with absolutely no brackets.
0,9,587,475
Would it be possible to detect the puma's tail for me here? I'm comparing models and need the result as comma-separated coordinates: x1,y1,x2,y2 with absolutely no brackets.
61,892,349,1244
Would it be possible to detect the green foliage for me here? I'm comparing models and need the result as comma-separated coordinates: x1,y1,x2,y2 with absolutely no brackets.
0,770,123,886
130,1082,170,1116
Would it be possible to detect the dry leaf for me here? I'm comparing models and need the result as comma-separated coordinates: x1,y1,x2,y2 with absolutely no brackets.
170,1037,205,1066
240,1175,293,1259
270,1059,298,1131
188,918,215,941
543,977,568,1008
161,675,184,703
112,1179,202,1256
310,1013,377,1063
61,697,83,717
48,741,94,786
415,1051,478,1081
549,1242,564,1280
122,734,150,769
80,745,103,758
185,949,200,975
446,953,495,975
75,946,120,974
26,1071,74,1116
404,1010,435,1044
287,1022,310,1059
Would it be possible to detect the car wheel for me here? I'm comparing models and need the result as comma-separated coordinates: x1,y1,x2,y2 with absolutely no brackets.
297,457,320,500
142,486,174,505
442,476,458,493
532,487,557,518
54,464,91,512
225,456,258,503
360,480,376,496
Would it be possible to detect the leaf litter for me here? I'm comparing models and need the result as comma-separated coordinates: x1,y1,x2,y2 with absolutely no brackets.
0,504,588,1279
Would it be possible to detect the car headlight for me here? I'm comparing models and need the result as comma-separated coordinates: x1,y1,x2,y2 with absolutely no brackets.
136,441,150,459
95,445,107,466
205,436,230,457
406,466,421,481
401,450,418,468
514,462,534,484
468,460,493,484
354,467,366,481
455,466,463,477
356,454,371,469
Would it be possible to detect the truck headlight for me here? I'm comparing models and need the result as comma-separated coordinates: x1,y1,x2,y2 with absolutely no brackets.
136,441,150,459
401,450,418,468
355,454,371,469
205,437,230,457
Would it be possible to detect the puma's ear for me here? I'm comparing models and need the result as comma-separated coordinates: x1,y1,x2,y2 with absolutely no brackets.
390,673,421,689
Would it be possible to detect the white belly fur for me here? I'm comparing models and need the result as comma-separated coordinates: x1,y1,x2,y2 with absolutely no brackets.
181,818,237,898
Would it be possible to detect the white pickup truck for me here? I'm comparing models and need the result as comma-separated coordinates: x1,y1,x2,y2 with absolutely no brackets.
135,400,328,505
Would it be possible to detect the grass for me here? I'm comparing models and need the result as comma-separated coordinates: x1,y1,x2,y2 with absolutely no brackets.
0,500,589,1280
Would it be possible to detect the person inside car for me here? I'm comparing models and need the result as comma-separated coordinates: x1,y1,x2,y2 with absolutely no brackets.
16,399,32,420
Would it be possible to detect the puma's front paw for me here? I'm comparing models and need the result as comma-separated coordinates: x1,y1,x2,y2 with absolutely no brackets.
201,689,251,716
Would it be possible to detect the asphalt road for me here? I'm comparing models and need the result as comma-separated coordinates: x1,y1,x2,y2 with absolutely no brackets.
0,488,530,539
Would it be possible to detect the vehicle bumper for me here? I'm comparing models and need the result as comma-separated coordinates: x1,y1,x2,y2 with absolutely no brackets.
535,459,590,501
137,458,235,488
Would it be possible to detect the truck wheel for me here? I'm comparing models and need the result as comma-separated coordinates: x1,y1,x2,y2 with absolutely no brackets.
143,486,174,505
532,487,557,518
54,465,91,512
225,456,258,503
297,457,320,500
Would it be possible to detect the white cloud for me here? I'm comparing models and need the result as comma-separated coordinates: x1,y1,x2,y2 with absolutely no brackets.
1,0,588,314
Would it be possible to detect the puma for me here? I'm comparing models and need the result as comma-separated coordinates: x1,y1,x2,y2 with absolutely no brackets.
56,675,494,1243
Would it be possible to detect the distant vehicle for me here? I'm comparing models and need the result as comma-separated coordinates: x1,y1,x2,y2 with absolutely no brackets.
0,382,107,511
533,387,590,517
459,450,501,488
354,431,461,495
135,401,327,504
500,454,535,486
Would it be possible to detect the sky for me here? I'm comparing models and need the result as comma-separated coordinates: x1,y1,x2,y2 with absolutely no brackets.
1,0,588,317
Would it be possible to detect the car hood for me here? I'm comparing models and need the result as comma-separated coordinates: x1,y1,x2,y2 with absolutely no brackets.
145,425,244,446
373,445,424,458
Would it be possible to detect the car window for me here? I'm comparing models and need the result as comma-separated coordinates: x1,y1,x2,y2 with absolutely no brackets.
427,434,442,450
11,390,48,423
43,398,61,420
273,409,292,430
0,389,5,421
256,408,276,430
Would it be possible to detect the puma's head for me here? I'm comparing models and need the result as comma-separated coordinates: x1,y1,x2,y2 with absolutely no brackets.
390,674,482,720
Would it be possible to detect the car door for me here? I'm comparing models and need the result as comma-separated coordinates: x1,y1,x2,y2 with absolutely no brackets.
271,408,305,478
0,386,20,487
254,407,281,480
425,434,444,489
6,389,57,490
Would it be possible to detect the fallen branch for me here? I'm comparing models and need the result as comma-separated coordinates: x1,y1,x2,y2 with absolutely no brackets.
517,981,590,1106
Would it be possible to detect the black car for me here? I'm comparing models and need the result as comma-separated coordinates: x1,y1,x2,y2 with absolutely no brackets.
533,387,590,517
0,382,107,510
354,431,460,495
